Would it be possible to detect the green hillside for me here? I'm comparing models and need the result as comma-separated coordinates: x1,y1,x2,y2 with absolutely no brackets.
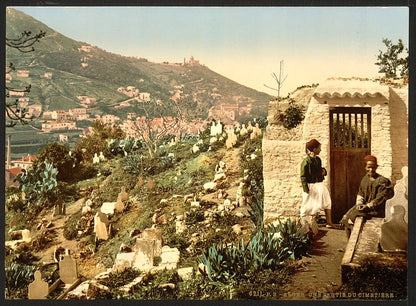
6,8,272,120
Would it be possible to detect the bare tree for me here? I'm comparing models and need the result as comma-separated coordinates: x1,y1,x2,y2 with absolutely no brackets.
264,60,287,99
129,100,185,158
6,30,45,127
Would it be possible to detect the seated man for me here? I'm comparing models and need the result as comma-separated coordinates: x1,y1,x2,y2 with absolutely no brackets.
341,155,394,238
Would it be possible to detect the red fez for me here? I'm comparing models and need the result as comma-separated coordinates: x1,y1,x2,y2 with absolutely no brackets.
306,139,320,151
364,155,378,164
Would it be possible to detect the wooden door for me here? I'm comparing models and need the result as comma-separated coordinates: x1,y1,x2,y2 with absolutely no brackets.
330,107,371,223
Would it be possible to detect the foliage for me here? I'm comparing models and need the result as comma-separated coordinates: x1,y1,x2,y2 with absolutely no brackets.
99,268,143,289
122,150,174,177
75,120,125,162
35,142,79,182
340,253,407,299
247,181,264,230
233,267,296,300
63,211,82,240
126,270,182,300
282,98,305,129
266,219,311,259
15,160,58,205
240,136,263,189
375,38,408,78
198,220,309,287
5,263,37,298
185,210,205,226
6,29,45,127
107,137,142,156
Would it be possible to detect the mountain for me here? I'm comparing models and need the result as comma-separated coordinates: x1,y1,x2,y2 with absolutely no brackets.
6,8,272,122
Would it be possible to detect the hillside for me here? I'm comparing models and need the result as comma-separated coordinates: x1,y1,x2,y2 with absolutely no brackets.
6,8,272,121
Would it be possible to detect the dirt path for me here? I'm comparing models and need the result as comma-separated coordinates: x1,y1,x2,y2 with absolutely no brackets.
36,198,85,263
284,226,348,300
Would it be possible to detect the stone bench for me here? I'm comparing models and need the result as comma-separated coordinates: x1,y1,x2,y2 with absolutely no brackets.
341,216,384,283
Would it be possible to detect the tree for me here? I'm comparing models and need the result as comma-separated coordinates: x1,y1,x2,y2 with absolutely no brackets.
75,120,125,162
129,100,184,158
264,60,287,99
34,142,80,182
6,30,46,127
375,38,408,78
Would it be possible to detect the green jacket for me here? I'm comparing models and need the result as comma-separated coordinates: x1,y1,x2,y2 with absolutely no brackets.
300,155,326,193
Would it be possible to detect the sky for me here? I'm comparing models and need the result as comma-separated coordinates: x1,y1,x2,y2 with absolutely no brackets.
12,6,409,96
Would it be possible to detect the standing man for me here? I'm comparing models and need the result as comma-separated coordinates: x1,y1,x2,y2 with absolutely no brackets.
341,155,394,238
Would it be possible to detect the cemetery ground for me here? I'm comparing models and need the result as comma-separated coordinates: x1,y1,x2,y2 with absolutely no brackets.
5,126,407,300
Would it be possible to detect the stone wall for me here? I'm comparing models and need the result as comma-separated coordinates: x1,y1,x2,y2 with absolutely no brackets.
388,87,408,183
262,87,316,223
262,139,304,223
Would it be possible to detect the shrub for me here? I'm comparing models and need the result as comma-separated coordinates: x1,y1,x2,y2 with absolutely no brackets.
63,211,82,240
75,120,125,162
282,98,305,129
340,253,407,299
185,210,205,226
5,263,37,298
34,142,79,182
198,220,310,287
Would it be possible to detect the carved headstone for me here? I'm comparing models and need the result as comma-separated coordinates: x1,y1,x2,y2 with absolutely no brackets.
159,246,180,269
101,202,116,215
98,151,106,162
114,195,125,212
225,129,238,149
94,209,110,240
93,153,100,164
119,187,129,201
59,254,78,285
140,228,162,256
28,270,48,299
380,205,408,252
137,176,145,188
132,238,157,270
385,166,408,223
146,178,155,191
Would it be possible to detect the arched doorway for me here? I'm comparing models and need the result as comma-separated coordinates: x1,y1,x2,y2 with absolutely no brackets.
329,107,371,222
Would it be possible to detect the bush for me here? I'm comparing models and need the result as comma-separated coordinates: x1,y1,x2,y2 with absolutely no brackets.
281,98,305,130
63,211,82,240
35,142,79,182
5,263,37,298
198,220,310,286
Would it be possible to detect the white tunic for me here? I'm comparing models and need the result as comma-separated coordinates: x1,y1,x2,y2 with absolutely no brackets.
300,182,332,217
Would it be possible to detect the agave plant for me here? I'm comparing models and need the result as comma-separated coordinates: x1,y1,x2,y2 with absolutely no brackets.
5,263,37,291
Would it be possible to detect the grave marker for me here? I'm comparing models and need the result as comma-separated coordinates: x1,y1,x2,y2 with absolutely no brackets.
28,270,48,299
59,254,78,285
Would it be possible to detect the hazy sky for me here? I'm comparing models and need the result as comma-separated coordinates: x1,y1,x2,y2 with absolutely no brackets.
13,6,409,96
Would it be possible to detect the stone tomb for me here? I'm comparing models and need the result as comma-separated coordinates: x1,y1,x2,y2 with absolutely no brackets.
28,270,49,299
59,254,78,285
